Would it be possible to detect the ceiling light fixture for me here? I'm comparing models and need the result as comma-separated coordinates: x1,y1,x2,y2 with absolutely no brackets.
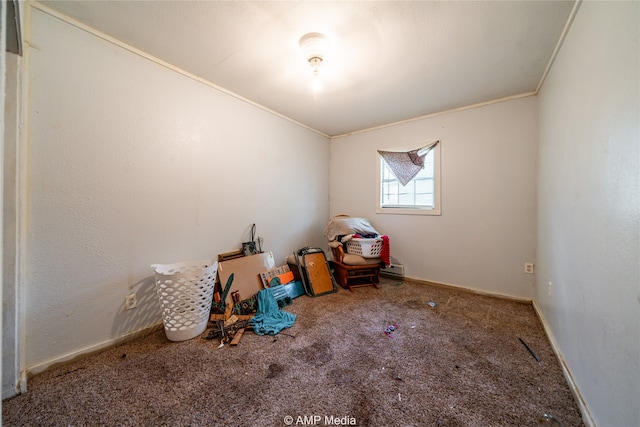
299,32,328,94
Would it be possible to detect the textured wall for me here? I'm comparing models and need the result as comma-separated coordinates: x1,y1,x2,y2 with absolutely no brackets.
3,52,20,399
0,0,7,402
536,2,640,426
25,8,329,370
330,97,538,299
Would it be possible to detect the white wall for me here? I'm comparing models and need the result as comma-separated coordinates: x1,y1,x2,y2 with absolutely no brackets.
3,51,21,399
536,2,639,426
24,8,330,372
330,97,538,299
0,0,7,413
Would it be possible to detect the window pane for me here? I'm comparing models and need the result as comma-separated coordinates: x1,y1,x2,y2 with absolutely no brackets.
415,193,433,206
414,178,433,194
377,143,440,215
398,191,414,205
380,148,435,209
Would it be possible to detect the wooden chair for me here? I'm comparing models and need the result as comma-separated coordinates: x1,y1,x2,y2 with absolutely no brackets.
330,244,380,291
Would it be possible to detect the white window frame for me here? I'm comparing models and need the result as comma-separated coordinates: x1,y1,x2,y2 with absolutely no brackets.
376,141,441,216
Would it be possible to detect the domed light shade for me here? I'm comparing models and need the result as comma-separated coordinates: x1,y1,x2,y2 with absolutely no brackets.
299,32,328,73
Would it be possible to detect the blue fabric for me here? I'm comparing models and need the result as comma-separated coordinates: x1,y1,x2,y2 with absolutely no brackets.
249,287,296,335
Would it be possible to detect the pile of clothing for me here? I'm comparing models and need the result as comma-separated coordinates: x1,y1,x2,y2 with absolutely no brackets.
323,216,390,266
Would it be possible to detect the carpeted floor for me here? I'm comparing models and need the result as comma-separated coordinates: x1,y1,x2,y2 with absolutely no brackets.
3,278,584,426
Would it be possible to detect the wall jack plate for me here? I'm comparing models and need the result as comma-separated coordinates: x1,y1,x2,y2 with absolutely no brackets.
524,263,535,274
125,293,137,310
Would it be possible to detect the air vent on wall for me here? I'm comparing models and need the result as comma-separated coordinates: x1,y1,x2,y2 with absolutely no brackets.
380,263,404,279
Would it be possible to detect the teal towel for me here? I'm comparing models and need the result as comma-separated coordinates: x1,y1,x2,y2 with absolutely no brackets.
249,288,296,335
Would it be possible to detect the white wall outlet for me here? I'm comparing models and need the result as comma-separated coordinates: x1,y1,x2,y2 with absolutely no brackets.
125,293,137,310
524,263,534,274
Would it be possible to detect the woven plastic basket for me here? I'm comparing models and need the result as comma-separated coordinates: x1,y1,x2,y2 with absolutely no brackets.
151,259,218,341
345,238,383,258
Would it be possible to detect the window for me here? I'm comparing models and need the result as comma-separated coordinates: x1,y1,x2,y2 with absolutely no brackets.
376,142,441,215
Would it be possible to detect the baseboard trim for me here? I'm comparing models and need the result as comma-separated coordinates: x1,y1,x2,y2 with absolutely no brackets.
532,301,596,427
403,276,594,426
25,323,164,380
402,275,533,304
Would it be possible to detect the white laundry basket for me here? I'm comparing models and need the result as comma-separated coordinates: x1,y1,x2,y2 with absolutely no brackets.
151,259,218,341
345,237,384,258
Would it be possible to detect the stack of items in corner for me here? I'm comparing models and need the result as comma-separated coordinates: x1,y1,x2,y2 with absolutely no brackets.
205,242,345,346
323,216,390,266
207,256,307,346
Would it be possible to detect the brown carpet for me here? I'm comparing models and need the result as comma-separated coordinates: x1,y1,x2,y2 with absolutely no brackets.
3,278,584,427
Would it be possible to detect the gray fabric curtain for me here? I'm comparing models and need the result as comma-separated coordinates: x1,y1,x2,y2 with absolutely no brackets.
378,140,439,186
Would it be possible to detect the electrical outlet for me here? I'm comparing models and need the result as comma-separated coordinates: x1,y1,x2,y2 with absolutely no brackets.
125,294,137,310
548,282,553,298
524,263,534,274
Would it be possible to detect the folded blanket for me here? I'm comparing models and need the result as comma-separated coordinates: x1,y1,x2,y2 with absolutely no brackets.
323,217,379,242
380,235,390,266
249,287,296,335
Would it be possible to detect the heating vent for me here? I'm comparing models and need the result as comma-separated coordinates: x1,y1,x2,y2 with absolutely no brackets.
380,263,404,278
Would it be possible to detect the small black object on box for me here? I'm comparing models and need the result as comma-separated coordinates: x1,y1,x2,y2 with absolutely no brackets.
242,223,261,256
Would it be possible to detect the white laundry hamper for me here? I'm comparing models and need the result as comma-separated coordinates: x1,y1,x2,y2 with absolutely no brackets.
151,259,218,341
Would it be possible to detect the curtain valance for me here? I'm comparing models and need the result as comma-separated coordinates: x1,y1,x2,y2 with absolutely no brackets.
377,140,439,186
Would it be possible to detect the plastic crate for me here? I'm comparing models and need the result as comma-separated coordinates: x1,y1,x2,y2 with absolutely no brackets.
345,238,383,258
151,259,218,341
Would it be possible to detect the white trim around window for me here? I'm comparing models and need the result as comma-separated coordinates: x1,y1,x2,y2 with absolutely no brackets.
376,141,441,216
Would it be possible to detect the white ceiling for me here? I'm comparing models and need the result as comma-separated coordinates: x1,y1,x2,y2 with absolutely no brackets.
38,0,576,137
